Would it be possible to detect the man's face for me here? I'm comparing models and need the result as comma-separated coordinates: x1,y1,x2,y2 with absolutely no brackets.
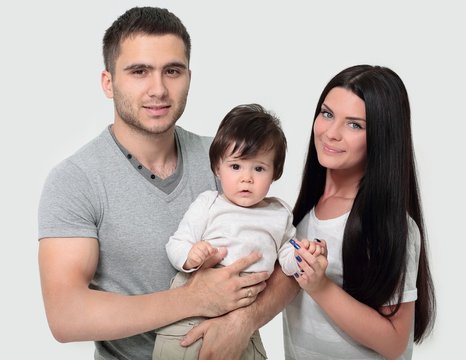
102,33,191,135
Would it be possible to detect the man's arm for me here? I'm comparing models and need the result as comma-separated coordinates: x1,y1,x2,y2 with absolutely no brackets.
233,261,299,330
181,262,299,360
39,237,268,342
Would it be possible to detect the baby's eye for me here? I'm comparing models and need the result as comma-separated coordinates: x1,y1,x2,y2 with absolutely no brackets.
231,164,240,170
255,166,265,172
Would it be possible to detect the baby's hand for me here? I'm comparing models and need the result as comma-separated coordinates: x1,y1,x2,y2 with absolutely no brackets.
183,241,218,270
291,238,326,257
307,238,326,257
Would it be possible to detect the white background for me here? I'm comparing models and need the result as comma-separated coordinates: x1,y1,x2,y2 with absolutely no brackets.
1,0,464,358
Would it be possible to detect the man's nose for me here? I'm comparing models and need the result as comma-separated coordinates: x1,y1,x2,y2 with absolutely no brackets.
148,73,168,98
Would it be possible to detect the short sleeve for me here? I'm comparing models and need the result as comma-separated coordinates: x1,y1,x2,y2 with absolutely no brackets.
386,217,421,305
38,160,100,240
401,218,421,302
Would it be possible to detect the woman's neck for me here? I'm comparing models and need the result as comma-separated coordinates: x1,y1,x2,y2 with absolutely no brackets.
315,169,362,220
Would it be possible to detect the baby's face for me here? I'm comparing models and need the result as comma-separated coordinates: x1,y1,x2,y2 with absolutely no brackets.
216,148,275,208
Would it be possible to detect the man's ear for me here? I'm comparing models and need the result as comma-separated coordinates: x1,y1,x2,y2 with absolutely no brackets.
101,70,113,99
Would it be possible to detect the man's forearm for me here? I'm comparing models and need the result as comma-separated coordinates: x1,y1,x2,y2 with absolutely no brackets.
179,262,300,360
238,262,299,332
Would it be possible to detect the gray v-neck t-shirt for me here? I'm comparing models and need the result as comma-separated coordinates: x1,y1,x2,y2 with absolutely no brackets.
38,125,219,359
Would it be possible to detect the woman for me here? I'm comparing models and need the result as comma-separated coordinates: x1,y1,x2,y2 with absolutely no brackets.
284,65,436,359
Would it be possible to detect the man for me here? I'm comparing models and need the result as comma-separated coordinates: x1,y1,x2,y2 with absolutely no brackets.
38,7,297,359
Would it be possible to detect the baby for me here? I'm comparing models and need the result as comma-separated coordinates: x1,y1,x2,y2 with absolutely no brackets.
153,103,300,360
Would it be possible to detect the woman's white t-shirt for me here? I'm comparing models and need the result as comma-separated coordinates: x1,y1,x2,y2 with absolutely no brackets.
282,208,420,359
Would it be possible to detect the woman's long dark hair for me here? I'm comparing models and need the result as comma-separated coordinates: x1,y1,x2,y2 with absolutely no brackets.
293,65,435,342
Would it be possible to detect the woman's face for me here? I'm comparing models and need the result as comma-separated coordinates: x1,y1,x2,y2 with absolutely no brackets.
313,87,367,176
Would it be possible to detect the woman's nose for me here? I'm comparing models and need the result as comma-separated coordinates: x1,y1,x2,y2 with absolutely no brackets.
325,121,342,141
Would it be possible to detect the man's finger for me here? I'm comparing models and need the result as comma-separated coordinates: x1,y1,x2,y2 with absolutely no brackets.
227,251,262,273
238,272,269,289
180,322,207,347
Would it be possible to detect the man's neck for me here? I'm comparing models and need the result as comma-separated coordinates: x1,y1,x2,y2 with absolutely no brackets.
112,121,178,179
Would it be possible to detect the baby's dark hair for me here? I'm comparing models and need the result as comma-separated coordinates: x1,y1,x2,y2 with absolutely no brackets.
209,104,287,181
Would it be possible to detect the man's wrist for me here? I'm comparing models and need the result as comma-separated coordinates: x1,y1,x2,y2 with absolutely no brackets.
229,304,257,336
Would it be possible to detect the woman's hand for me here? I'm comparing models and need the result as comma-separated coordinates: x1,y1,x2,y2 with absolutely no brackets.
293,239,329,295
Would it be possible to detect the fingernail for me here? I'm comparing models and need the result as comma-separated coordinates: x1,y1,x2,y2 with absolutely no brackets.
295,255,302,262
289,239,300,249
293,272,300,278
315,238,321,243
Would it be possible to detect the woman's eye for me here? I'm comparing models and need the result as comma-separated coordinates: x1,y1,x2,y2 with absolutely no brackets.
321,110,332,119
349,122,363,130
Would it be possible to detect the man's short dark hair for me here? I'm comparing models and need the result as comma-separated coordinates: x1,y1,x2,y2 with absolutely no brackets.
103,7,191,74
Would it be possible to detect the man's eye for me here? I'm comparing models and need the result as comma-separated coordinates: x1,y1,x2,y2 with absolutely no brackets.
132,69,147,76
166,68,181,77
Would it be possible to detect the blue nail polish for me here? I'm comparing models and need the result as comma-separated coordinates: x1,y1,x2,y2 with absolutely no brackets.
289,239,300,249
295,255,302,262
315,238,321,243
293,272,299,278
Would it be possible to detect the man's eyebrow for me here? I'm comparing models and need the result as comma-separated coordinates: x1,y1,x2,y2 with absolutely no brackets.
123,62,188,71
163,61,188,70
123,63,154,71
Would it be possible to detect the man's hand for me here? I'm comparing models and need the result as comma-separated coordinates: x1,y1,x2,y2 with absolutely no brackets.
186,251,269,317
180,310,253,360
183,262,300,359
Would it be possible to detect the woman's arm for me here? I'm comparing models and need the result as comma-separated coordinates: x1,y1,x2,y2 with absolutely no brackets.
295,242,414,359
